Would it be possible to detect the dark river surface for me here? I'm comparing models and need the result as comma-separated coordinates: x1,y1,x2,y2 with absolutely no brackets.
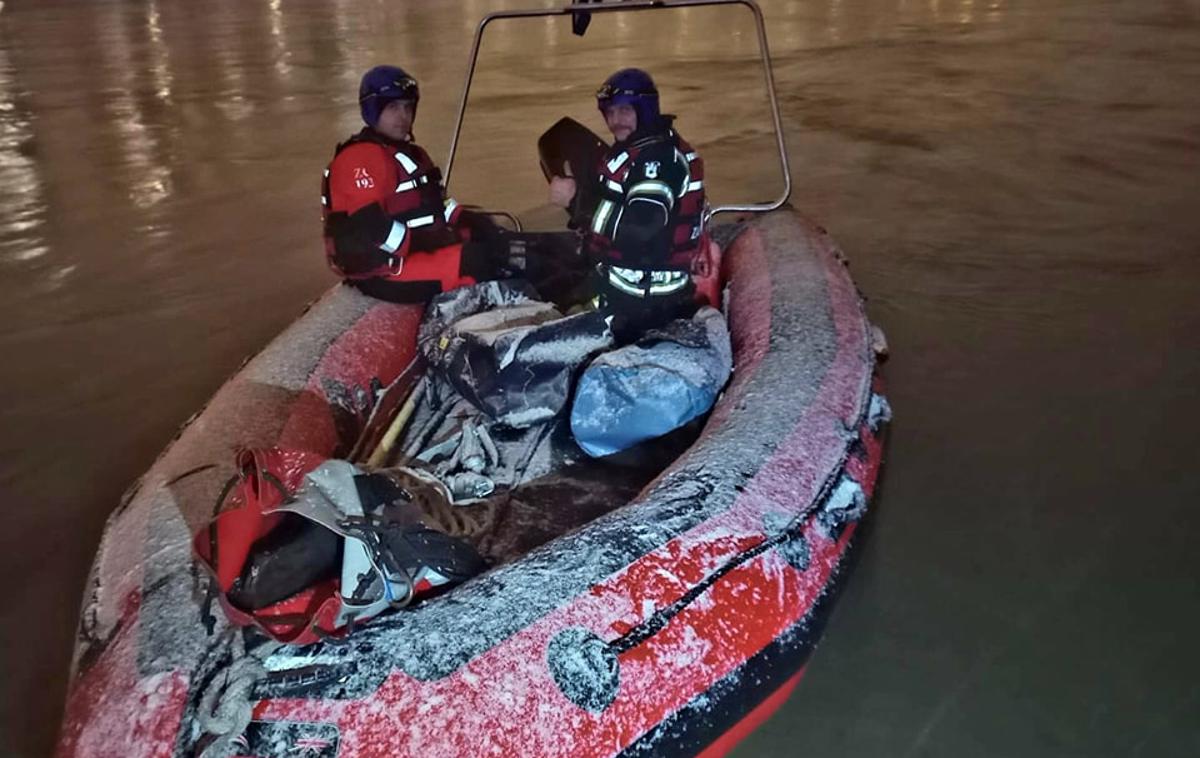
1,0,1197,755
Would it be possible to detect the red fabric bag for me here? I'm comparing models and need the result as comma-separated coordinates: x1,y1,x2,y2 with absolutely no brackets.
192,448,346,645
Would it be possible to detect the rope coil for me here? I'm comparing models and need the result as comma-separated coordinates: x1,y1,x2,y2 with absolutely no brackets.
194,632,283,758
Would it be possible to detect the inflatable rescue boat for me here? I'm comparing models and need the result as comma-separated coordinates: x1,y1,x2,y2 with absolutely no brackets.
56,207,888,757
56,3,890,756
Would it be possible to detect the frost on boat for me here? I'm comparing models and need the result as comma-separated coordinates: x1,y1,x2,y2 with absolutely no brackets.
55,3,891,756
58,209,889,758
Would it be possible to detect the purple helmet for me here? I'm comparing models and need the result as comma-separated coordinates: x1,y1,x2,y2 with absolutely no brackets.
596,68,661,133
359,65,420,127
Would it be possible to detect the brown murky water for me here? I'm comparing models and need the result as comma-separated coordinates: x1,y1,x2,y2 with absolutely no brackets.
1,0,1197,755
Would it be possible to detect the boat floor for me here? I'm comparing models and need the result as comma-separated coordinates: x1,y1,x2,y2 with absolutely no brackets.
374,221,742,571
468,419,702,565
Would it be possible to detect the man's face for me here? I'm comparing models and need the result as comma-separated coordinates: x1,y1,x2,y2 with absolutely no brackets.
603,103,638,142
376,99,415,141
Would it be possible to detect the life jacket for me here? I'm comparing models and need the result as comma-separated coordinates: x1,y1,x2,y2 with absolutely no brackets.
584,128,707,293
322,129,465,287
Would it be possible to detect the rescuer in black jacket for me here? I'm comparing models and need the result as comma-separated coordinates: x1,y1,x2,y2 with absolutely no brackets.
549,68,708,341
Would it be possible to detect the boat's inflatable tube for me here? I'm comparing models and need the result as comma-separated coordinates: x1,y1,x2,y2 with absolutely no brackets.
55,209,888,758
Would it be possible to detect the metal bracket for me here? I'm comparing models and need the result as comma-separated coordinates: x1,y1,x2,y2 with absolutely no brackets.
445,0,791,220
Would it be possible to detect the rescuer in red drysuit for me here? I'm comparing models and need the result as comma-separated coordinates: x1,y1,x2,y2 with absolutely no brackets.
548,68,712,341
323,65,500,303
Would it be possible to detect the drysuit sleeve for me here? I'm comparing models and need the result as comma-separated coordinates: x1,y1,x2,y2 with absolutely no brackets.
612,148,690,261
325,145,410,274
325,203,406,275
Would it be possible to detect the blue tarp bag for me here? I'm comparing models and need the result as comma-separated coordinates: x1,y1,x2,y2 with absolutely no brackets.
570,307,733,457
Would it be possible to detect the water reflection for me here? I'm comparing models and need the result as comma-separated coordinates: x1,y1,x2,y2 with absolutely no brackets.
830,0,845,43
213,3,254,124
753,0,1009,48
147,0,173,102
100,0,173,217
0,44,49,268
959,0,973,25
269,0,293,80
332,0,363,98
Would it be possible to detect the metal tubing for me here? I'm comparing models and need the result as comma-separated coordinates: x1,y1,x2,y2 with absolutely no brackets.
445,0,791,217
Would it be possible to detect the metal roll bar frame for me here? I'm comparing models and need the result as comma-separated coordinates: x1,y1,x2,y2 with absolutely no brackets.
444,0,791,220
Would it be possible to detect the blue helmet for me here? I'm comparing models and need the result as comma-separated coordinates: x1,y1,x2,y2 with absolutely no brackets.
359,65,420,127
596,68,661,133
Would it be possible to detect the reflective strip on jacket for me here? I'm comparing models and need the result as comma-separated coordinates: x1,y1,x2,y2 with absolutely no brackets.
585,128,706,293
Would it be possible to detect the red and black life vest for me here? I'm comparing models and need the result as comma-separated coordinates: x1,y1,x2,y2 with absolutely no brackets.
584,129,706,275
321,129,463,285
